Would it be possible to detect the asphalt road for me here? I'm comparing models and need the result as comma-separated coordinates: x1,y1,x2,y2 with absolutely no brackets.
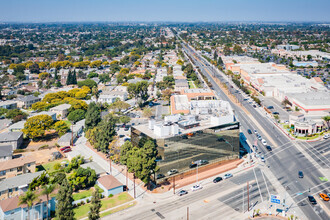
104,167,276,220
181,42,330,220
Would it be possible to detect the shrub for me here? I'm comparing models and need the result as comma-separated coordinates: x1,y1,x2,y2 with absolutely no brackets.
86,199,90,203
13,149,25,153
108,194,113,198
38,144,49,150
80,201,85,205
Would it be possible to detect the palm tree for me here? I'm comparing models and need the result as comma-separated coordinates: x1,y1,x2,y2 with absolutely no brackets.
41,184,55,220
19,190,38,220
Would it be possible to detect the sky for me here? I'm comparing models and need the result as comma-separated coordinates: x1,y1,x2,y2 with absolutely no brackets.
1,0,330,23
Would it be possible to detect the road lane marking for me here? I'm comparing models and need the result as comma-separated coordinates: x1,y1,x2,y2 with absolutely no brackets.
253,167,264,203
261,170,271,199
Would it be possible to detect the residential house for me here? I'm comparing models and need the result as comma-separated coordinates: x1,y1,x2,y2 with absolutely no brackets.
96,175,124,197
0,101,17,110
50,104,71,120
0,145,12,162
16,95,41,108
8,121,25,132
81,162,106,177
0,189,56,220
0,132,23,150
0,172,42,200
0,156,36,180
31,111,57,121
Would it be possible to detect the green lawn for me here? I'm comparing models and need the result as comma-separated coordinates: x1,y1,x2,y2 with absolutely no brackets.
41,159,69,173
100,201,137,218
64,120,72,128
73,188,94,201
74,192,134,219
188,81,197,89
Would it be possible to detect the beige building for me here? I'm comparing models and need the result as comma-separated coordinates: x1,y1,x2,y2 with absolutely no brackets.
50,104,71,120
0,156,36,181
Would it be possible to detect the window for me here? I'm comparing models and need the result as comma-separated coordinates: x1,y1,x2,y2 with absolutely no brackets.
0,170,6,176
9,188,12,193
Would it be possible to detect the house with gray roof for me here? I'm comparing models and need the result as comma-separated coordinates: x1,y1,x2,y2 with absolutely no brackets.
16,95,41,108
0,132,23,150
50,104,71,120
0,145,12,162
0,171,42,200
8,121,26,132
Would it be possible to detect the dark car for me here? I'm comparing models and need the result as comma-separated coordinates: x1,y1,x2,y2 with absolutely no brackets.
247,129,252,134
178,190,188,196
213,177,223,183
266,146,272,151
156,174,165,179
217,137,225,142
298,171,304,178
124,127,129,131
308,196,317,205
189,163,197,168
267,106,274,109
272,112,279,115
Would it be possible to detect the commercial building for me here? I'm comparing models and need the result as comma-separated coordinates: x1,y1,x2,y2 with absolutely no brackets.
131,100,239,183
222,55,260,70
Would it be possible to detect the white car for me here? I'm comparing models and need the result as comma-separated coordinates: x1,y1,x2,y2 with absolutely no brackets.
261,139,267,146
223,173,233,179
260,156,265,162
191,184,203,191
323,134,329,139
167,169,178,176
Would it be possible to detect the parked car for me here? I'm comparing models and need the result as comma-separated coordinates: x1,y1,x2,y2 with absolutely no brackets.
217,137,225,142
298,171,304,178
191,184,203,191
308,195,317,205
257,135,262,141
178,190,188,196
247,129,252,134
156,174,165,179
254,130,258,134
62,148,72,153
223,173,233,179
213,177,223,183
60,146,70,151
266,145,272,151
261,139,267,146
319,193,329,201
167,169,178,176
189,163,197,168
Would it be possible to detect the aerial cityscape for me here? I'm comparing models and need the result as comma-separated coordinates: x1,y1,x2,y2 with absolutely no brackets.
0,1,329,220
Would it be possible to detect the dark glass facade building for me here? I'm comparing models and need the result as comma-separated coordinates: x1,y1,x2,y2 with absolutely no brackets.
131,121,240,183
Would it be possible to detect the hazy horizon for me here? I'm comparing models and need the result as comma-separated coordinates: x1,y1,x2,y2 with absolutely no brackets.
1,0,330,23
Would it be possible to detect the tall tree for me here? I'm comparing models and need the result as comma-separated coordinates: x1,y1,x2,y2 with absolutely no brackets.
19,190,38,220
66,70,72,85
120,141,133,165
88,190,101,220
41,184,56,220
72,69,77,84
213,50,218,61
85,102,101,130
94,114,117,152
56,179,74,220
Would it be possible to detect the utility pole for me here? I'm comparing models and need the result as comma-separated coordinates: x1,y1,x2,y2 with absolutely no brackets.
247,181,250,212
126,167,128,186
134,173,136,199
71,123,73,146
196,164,199,183
110,158,112,175
173,176,176,194
187,207,189,220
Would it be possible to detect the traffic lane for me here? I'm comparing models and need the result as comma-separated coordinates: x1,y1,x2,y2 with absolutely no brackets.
299,141,330,169
123,176,250,220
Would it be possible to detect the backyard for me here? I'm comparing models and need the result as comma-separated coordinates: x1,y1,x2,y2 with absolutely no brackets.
73,192,134,219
